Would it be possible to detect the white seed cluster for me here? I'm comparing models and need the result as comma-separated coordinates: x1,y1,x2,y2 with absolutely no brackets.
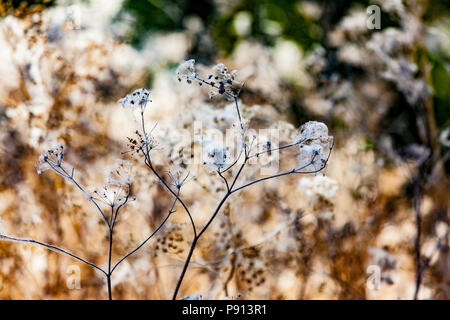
36,144,73,178
176,59,197,83
202,140,229,170
294,121,333,172
118,88,151,112
92,160,134,207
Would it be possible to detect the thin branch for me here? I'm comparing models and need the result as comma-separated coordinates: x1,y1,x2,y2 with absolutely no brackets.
231,162,313,194
231,139,334,194
57,164,110,228
172,155,248,299
111,190,131,229
198,194,232,240
247,140,305,160
172,184,234,299
109,206,115,226
229,160,247,191
147,160,197,238
233,95,243,128
0,234,107,276
107,229,113,300
139,109,200,300
140,112,197,238
110,191,179,274
220,147,244,174
194,77,237,101
73,179,110,228
170,79,334,300
217,170,230,192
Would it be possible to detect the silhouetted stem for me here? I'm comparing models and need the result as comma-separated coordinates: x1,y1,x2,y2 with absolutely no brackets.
0,234,107,276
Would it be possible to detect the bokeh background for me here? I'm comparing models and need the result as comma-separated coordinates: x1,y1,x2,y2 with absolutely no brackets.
0,0,448,299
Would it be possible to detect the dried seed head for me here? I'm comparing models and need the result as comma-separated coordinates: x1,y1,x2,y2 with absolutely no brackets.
202,139,229,170
176,59,197,84
119,88,151,112
168,170,194,190
104,160,134,187
36,144,73,178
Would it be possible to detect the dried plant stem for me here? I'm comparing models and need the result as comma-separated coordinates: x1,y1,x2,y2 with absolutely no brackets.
0,234,107,275
52,164,111,228
139,112,197,238
233,95,243,127
107,229,113,300
0,160,180,300
169,110,333,299
3,82,332,300
172,237,199,299
170,158,326,299
110,192,179,274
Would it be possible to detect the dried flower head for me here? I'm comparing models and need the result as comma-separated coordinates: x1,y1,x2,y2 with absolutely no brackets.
294,121,330,144
92,185,129,208
104,160,134,187
206,63,239,99
293,121,333,171
92,160,134,208
297,143,328,171
36,144,73,178
168,170,194,190
125,129,159,157
118,88,151,112
176,59,240,100
202,140,229,170
176,59,197,83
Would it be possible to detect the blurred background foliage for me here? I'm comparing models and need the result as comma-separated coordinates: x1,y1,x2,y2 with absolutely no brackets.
116,1,448,158
2,0,448,137
122,0,448,141
112,0,450,171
